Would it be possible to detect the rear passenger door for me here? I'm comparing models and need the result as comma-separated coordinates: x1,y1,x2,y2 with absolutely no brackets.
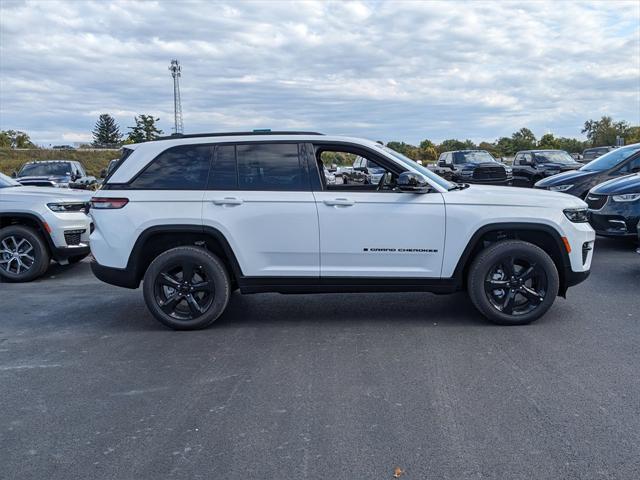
202,142,320,278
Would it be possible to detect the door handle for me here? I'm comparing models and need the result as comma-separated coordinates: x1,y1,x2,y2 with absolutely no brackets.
212,197,243,206
323,198,355,207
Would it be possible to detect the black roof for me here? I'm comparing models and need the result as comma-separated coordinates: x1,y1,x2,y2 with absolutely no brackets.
155,131,324,141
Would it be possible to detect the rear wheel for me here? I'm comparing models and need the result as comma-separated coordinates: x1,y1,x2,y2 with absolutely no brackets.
142,246,231,330
467,240,559,325
0,225,50,282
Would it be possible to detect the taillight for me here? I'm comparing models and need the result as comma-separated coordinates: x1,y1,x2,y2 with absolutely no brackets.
90,197,129,209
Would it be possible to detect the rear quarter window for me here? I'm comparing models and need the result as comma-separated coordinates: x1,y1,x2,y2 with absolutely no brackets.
129,145,211,189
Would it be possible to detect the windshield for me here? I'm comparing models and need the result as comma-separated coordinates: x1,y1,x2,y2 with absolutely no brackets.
380,145,455,190
18,163,72,177
0,172,21,188
453,151,496,164
580,145,640,172
534,151,576,164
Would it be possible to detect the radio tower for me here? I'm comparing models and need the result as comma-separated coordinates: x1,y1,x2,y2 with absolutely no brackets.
169,59,184,134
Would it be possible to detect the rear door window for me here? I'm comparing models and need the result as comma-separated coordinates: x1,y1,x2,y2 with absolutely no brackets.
236,143,308,191
130,145,211,189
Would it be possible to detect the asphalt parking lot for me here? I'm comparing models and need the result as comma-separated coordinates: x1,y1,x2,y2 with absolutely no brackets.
1,238,639,480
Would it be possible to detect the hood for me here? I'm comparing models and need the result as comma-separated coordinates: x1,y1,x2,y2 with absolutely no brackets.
1,185,92,202
590,173,640,195
534,169,595,186
443,184,586,209
539,162,581,171
17,174,71,182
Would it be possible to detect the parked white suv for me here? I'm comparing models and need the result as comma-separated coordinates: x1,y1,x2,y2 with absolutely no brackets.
0,173,92,282
90,132,595,330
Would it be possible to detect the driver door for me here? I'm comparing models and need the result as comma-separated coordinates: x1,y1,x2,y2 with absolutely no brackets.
313,148,446,278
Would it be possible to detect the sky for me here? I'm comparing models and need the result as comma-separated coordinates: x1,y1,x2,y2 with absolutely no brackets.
0,0,639,146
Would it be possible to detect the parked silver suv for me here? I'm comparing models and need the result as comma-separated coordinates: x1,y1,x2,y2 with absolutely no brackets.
0,173,92,282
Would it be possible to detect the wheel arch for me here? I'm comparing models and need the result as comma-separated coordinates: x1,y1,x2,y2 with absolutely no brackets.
125,224,243,288
453,222,571,297
0,212,54,254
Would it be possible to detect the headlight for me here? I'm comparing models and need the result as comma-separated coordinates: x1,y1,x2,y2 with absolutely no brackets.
563,208,589,223
549,184,574,192
47,202,86,212
612,193,640,202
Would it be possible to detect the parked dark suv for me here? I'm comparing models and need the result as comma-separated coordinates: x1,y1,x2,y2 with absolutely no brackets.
429,150,512,185
512,150,581,187
13,160,96,189
582,146,615,163
585,173,640,238
535,143,640,198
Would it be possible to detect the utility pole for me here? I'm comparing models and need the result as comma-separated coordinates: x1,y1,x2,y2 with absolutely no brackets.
168,59,184,134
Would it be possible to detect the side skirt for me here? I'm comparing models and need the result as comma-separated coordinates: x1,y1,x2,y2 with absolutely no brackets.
238,277,459,295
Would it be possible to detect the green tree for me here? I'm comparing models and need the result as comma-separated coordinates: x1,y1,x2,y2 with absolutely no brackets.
555,137,586,153
127,115,163,143
92,114,122,147
417,139,438,162
0,130,36,149
386,141,419,160
625,126,640,145
511,128,537,152
494,137,515,157
538,133,559,149
478,141,499,157
437,139,476,153
581,116,630,147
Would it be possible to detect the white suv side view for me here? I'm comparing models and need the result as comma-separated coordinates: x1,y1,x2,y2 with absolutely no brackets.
90,132,595,330
0,173,92,282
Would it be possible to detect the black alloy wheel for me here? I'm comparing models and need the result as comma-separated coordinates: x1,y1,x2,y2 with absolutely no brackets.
143,246,231,330
154,261,215,321
484,256,547,316
468,240,559,325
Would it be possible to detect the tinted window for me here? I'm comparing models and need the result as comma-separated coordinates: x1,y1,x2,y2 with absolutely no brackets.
618,156,640,174
131,145,211,189
453,151,497,164
236,143,308,191
581,145,640,172
19,163,72,176
534,151,575,164
209,145,238,189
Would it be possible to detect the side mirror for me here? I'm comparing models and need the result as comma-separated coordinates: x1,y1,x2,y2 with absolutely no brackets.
100,168,107,178
11,171,17,178
397,172,430,193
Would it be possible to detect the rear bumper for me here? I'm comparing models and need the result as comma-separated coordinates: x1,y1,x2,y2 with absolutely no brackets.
91,260,140,289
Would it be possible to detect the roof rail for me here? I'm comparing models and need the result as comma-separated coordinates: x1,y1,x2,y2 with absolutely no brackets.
155,131,324,141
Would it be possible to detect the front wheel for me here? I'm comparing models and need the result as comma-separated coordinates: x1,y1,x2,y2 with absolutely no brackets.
143,246,231,330
0,225,50,282
467,240,559,325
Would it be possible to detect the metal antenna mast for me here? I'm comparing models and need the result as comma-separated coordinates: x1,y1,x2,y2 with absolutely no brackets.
169,59,184,134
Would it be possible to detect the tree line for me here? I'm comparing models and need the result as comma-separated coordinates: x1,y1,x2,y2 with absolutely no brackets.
1,115,637,156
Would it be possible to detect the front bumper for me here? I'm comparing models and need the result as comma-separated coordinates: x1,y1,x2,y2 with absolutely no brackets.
52,245,90,262
588,208,639,238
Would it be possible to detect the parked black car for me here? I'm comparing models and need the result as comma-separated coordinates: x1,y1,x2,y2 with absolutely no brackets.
585,173,640,238
534,143,640,198
582,146,615,163
13,160,96,189
429,150,512,185
512,150,581,187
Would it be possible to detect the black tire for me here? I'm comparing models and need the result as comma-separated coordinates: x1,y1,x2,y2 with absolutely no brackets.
68,253,90,264
467,240,559,325
142,246,231,330
0,225,50,282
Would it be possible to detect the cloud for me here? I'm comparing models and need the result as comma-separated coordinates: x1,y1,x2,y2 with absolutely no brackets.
0,0,638,145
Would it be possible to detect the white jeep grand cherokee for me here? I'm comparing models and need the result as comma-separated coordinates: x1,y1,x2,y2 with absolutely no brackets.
90,132,595,330
0,173,92,282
